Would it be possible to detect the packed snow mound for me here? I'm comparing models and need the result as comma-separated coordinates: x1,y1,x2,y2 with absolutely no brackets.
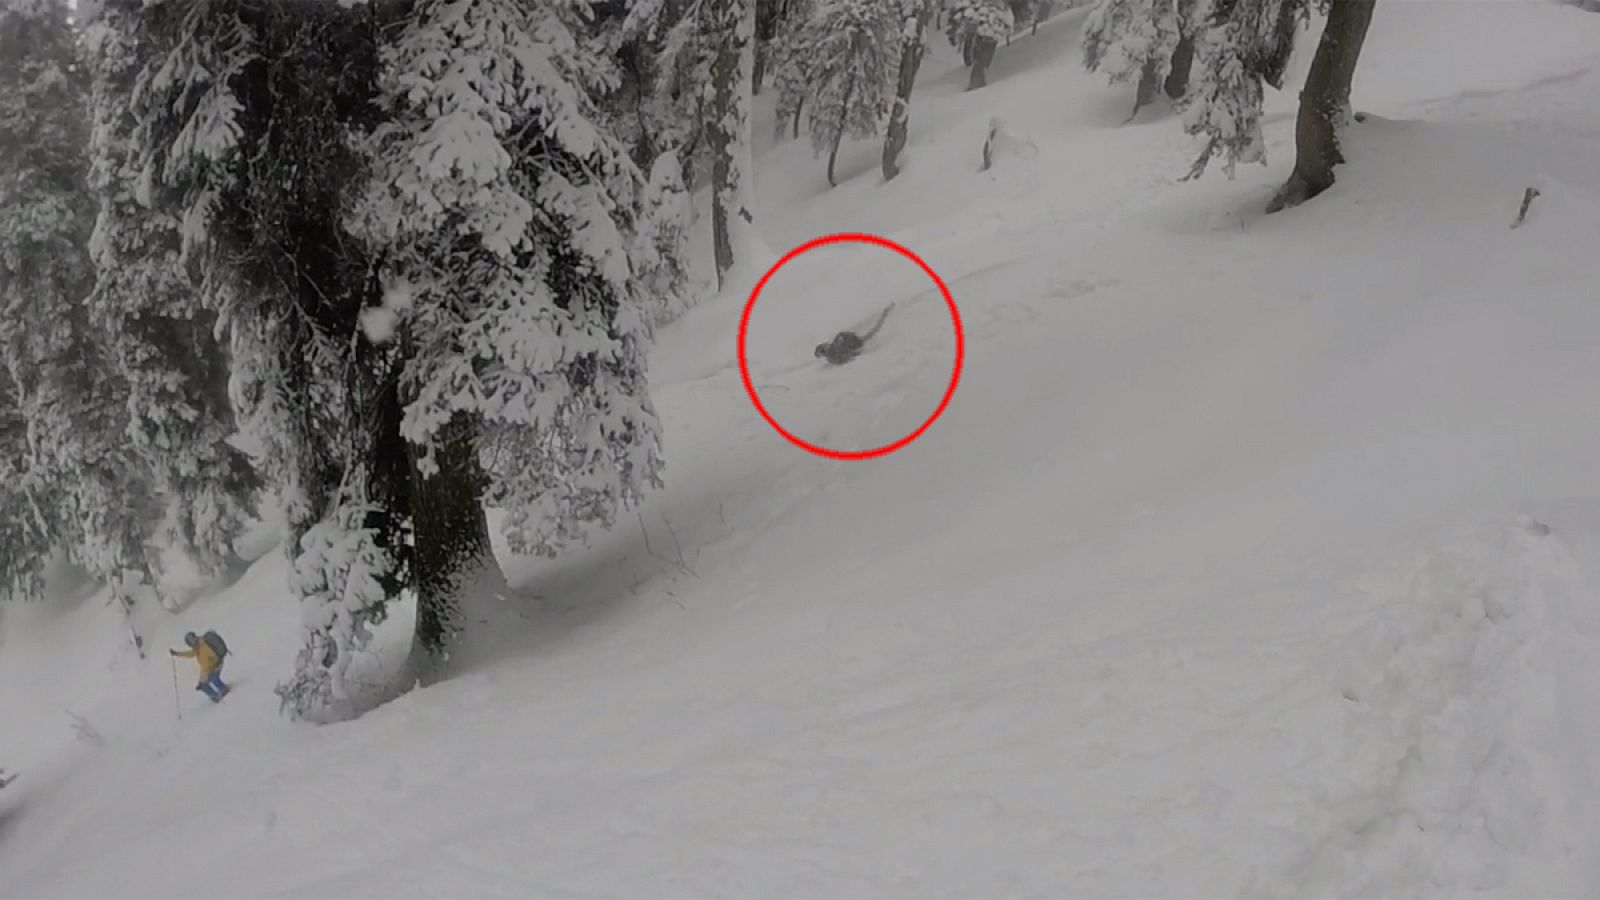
1263,514,1600,897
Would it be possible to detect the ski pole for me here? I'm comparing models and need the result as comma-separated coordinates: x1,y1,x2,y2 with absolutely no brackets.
170,655,182,720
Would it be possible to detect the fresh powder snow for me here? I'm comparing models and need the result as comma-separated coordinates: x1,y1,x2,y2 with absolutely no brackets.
4,1,1600,897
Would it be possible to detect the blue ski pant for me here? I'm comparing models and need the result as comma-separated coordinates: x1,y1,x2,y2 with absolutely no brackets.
198,666,228,701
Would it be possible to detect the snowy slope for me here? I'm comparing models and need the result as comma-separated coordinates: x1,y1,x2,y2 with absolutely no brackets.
6,2,1600,896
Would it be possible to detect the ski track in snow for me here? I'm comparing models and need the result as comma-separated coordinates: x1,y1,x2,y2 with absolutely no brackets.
6,2,1600,897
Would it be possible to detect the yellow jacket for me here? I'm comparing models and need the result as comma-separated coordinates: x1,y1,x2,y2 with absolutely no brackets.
173,642,221,682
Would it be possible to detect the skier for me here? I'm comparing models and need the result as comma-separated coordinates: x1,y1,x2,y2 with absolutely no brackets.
815,303,895,366
171,630,230,702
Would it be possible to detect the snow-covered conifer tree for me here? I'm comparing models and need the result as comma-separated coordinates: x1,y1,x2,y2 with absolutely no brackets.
945,0,1012,89
616,0,754,284
0,3,94,604
769,5,817,140
353,0,663,675
1178,0,1304,179
882,0,937,180
753,0,783,91
634,150,697,325
82,0,259,581
0,0,165,627
0,369,51,603
1181,0,1374,212
1005,0,1036,35
97,0,397,705
706,0,757,286
791,0,899,186
278,459,403,716
619,0,718,183
101,0,666,714
1082,0,1196,119
594,8,660,167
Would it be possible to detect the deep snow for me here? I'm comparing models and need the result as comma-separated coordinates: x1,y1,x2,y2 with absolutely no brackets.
5,2,1600,896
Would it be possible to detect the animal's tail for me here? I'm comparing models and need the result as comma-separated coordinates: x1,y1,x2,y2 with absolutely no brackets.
860,302,895,343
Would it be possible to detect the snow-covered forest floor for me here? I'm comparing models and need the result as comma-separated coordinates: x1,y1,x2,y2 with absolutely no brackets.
6,2,1600,896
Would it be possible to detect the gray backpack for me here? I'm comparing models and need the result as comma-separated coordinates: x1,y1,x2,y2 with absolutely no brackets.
202,630,228,660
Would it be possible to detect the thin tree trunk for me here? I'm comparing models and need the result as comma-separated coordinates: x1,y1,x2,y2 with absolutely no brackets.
1164,32,1194,98
827,75,855,186
1267,0,1378,213
755,0,780,92
967,35,996,90
883,0,935,181
622,48,658,165
681,109,702,192
793,94,804,139
1127,55,1160,121
406,412,500,663
709,0,756,287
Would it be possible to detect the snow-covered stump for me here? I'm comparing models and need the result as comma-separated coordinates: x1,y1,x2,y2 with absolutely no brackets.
979,116,1037,172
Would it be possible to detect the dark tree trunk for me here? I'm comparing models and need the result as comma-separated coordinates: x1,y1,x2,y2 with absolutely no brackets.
1260,0,1303,91
755,0,780,94
279,323,342,562
1164,32,1194,98
406,412,500,660
620,45,658,166
708,0,755,287
962,32,974,66
882,0,935,181
967,35,996,90
1267,0,1378,213
1127,55,1161,121
793,94,804,139
827,76,855,186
